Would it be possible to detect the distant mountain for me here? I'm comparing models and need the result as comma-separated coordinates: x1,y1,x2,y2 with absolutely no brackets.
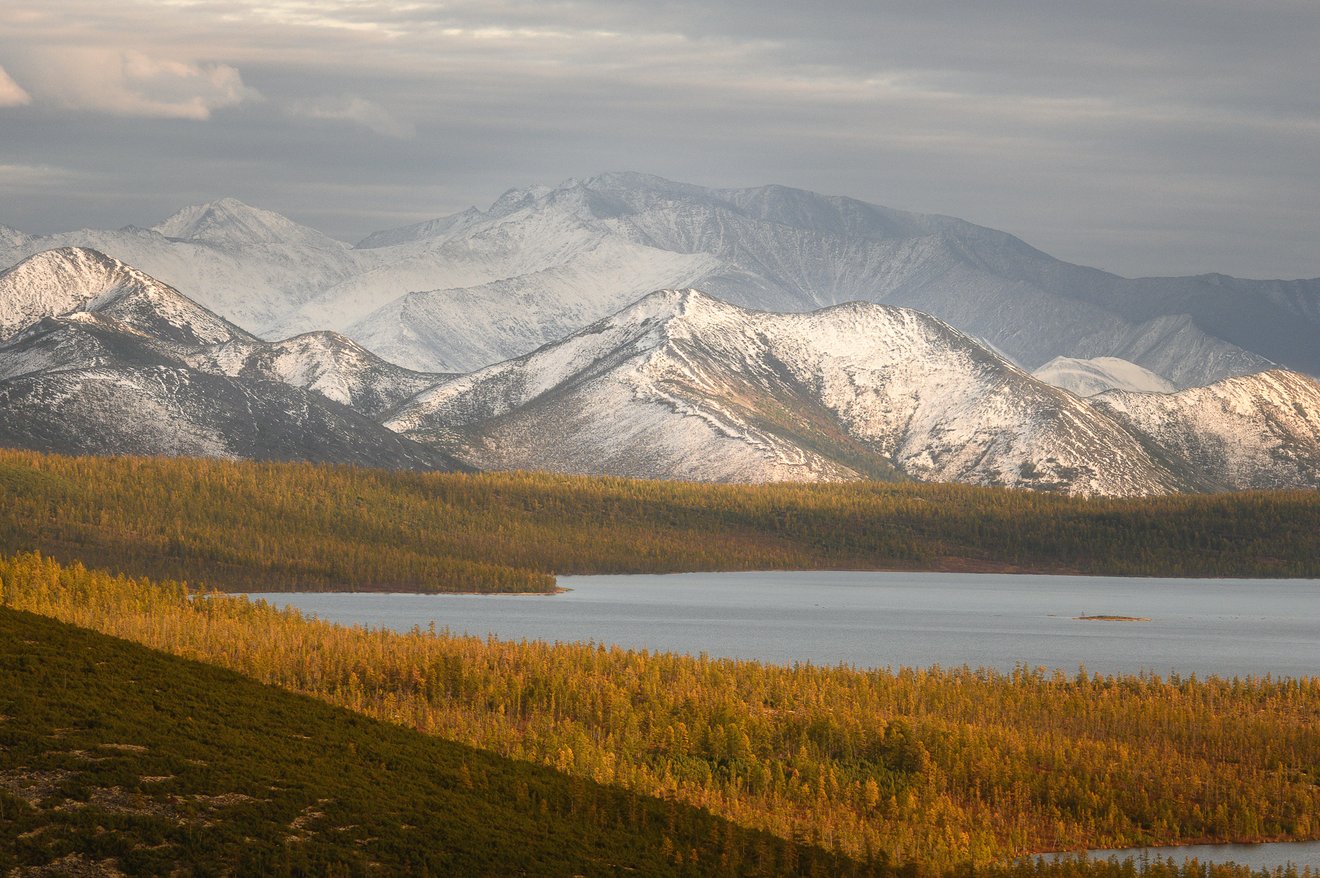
155,197,346,250
3,176,1315,386
387,289,1190,495
1095,370,1320,490
1033,356,1176,397
0,202,362,333
0,249,460,470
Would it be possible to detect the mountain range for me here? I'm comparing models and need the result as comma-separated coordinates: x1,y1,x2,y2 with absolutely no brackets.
0,248,459,471
2,244,1319,495
3,174,1317,390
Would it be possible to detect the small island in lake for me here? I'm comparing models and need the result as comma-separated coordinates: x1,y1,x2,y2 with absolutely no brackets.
1075,614,1153,622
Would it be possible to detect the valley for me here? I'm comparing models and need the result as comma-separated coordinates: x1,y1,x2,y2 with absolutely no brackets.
2,174,1318,877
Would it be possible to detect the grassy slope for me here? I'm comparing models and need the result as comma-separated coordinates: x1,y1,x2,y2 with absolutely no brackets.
2,449,1319,594
0,606,878,878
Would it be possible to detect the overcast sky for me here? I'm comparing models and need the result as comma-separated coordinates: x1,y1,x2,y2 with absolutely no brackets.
1,0,1317,279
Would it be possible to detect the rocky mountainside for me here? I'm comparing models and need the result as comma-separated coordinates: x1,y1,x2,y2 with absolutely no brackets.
0,249,459,470
386,289,1192,495
3,175,1316,386
1094,370,1320,490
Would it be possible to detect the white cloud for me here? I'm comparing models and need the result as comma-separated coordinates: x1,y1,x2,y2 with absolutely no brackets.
24,49,259,119
291,94,414,138
0,65,31,107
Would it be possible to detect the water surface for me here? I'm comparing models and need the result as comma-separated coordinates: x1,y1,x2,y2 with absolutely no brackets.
1037,839,1320,869
251,571,1319,677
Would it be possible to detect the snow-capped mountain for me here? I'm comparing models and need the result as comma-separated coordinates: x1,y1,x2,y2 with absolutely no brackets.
0,203,363,333
154,197,345,250
0,249,460,470
1033,356,1176,397
4,247,1319,496
1094,370,1320,490
3,175,1316,387
387,289,1190,495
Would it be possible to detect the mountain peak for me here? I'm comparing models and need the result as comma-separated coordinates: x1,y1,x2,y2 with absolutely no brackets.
0,247,140,338
0,246,253,351
153,198,344,249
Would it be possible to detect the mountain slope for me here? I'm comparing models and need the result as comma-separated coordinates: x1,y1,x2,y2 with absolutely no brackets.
190,330,448,418
388,290,1188,496
1033,356,1176,397
1094,369,1320,490
337,174,1301,381
0,249,460,470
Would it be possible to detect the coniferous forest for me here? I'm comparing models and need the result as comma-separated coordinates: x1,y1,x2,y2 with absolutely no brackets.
1,450,1318,875
2,448,1318,594
1,552,1317,874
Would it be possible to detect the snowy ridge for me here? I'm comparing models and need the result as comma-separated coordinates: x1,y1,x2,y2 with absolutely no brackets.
1,202,364,333
388,290,1188,495
0,249,460,470
1094,370,1320,490
191,330,446,418
1033,356,1177,396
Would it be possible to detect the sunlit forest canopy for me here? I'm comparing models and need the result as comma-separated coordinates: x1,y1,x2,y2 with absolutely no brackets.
1,450,1318,593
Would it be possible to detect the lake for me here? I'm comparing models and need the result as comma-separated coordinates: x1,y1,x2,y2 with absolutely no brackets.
250,570,1319,677
1036,839,1320,869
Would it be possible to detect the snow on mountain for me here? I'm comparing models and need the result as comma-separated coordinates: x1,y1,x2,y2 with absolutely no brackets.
6,176,1315,384
1093,370,1320,490
0,202,364,333
0,249,461,470
387,289,1187,495
191,330,447,419
154,198,346,250
354,207,485,249
0,247,255,356
0,361,456,470
341,173,1307,382
1033,356,1177,397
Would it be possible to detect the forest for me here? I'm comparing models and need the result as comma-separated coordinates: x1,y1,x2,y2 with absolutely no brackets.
3,552,1317,871
0,604,877,877
2,448,1319,594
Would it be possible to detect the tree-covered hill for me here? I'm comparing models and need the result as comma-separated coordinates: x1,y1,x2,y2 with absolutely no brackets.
1,448,1318,593
0,605,875,877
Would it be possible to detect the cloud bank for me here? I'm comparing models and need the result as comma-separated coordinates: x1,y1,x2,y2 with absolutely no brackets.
0,0,1316,279
17,49,258,119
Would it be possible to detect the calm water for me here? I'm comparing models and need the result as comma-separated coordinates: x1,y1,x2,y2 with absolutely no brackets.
250,571,1319,677
1036,840,1320,869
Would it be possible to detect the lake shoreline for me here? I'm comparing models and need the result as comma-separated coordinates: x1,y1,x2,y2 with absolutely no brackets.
248,570,1320,679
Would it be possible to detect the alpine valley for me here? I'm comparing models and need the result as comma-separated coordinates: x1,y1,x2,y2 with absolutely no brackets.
2,174,1319,496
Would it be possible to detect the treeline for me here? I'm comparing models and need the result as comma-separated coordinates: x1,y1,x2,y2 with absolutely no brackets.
2,449,1319,593
4,552,1316,869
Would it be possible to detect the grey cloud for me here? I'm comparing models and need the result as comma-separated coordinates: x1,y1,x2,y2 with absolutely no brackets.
7,47,259,119
290,94,414,138
0,0,1317,279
